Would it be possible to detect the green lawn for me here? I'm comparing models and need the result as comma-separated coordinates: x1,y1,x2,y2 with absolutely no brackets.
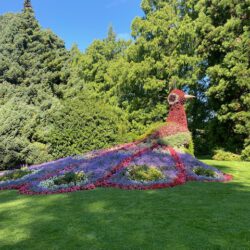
0,160,250,250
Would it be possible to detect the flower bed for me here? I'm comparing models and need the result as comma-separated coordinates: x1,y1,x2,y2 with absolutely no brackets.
0,88,233,195
15,141,141,194
0,142,232,195
0,167,33,182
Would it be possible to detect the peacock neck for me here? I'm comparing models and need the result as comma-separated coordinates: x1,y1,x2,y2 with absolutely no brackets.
166,103,188,129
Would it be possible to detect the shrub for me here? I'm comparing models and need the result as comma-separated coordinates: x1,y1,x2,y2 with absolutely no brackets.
212,149,241,161
127,165,164,182
0,167,32,182
48,93,130,158
193,167,215,177
53,171,86,186
241,145,250,161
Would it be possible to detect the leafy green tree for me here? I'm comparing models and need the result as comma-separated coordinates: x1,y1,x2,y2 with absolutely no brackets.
112,0,249,156
1,0,249,169
194,0,250,154
108,0,208,140
66,26,130,98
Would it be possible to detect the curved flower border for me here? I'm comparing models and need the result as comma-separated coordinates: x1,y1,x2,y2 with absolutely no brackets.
16,141,141,195
0,142,233,195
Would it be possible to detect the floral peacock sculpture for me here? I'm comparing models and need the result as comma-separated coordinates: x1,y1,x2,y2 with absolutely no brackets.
0,89,233,195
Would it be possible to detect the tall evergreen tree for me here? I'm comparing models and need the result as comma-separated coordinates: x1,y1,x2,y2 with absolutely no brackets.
0,1,69,169
107,25,116,42
191,0,250,155
0,0,249,168
24,0,32,10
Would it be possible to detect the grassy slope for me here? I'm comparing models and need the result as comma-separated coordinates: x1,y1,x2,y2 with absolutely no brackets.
0,160,250,250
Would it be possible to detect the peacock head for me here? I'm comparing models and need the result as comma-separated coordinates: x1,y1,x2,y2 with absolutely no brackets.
167,89,195,106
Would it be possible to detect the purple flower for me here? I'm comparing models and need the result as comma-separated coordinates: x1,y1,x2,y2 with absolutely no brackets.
0,142,232,194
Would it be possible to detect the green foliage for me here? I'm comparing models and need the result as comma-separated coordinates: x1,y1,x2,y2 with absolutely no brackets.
195,0,250,154
159,132,194,155
212,149,242,161
0,10,68,89
135,121,165,141
47,92,130,158
193,167,215,177
0,0,249,169
53,172,86,186
0,94,62,169
112,0,249,155
0,167,32,182
127,165,164,182
23,142,53,165
0,8,68,169
182,137,195,156
241,145,250,161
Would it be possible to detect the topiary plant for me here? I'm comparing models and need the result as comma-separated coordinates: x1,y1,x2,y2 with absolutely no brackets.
158,132,194,155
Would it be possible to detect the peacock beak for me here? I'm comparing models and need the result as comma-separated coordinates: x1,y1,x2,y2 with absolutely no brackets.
184,94,195,99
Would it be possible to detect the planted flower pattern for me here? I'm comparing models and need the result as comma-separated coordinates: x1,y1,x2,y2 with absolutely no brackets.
0,89,233,195
0,141,232,195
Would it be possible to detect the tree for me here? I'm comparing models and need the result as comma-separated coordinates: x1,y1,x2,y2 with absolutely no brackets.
1,0,249,168
111,0,249,156
107,25,116,42
106,0,208,140
0,2,69,169
24,0,32,10
0,3,68,91
193,0,250,154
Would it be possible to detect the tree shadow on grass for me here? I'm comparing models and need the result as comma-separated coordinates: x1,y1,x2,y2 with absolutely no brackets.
0,182,250,250
0,164,250,250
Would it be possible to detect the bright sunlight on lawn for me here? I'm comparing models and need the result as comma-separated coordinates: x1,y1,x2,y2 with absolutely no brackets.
0,160,250,250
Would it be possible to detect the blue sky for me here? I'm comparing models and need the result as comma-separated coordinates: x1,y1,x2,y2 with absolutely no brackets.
0,0,143,51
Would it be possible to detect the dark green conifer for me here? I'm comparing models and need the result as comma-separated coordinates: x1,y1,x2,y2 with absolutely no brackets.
24,0,32,10
107,25,116,42
0,3,69,169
